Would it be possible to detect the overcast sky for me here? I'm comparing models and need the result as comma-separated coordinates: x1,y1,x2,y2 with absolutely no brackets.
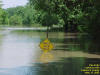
2,0,28,9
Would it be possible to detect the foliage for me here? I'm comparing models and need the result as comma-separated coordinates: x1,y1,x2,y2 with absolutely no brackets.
9,15,23,25
0,8,8,24
5,5,60,27
29,0,95,32
39,13,59,26
6,6,40,26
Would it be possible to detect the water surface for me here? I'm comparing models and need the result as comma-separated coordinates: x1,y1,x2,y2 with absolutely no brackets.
0,29,100,75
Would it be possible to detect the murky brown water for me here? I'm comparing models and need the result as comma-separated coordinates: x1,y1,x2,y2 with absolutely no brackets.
0,29,100,75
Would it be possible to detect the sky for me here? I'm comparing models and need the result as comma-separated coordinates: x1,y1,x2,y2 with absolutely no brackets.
2,0,28,9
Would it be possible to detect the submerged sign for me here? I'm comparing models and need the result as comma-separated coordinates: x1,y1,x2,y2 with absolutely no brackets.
39,38,54,52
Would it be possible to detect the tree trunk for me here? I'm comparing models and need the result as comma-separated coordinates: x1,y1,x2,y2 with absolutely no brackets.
64,22,68,32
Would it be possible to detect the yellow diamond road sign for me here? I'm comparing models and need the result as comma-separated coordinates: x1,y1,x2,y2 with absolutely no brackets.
39,38,54,52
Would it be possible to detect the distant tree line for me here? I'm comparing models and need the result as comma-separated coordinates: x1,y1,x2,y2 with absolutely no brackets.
5,5,48,27
0,4,61,27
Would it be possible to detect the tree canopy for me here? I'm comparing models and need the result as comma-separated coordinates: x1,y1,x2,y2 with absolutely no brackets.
29,0,96,32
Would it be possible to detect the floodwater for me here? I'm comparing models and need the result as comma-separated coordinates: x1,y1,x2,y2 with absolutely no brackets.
0,28,100,75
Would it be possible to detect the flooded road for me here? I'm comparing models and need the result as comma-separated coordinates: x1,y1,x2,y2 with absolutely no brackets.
0,29,100,75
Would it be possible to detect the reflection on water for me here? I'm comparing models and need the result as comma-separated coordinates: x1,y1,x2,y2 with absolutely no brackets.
0,29,100,75
40,52,54,63
0,30,41,68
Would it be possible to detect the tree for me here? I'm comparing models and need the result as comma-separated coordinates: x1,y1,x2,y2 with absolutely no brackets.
22,5,35,25
0,9,8,24
39,12,59,26
9,15,23,25
29,0,93,32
